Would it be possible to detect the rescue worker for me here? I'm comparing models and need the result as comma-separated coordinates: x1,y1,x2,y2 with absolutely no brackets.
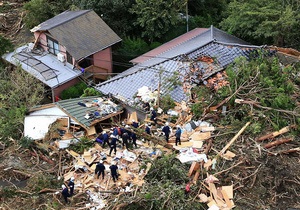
145,123,151,135
61,184,70,204
101,130,110,148
68,177,75,196
131,130,137,148
175,125,182,146
131,119,139,128
121,130,130,150
150,107,157,125
109,162,119,182
162,122,171,143
95,160,105,179
109,135,117,156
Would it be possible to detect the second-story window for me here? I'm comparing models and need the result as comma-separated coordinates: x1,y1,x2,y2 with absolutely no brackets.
47,36,59,55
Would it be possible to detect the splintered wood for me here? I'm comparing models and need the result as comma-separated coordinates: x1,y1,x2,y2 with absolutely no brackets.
199,175,235,209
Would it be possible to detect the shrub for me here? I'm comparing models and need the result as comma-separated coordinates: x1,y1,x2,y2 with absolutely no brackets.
60,82,87,99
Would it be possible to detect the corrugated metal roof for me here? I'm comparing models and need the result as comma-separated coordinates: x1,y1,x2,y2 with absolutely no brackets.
31,10,122,60
56,96,123,129
130,28,209,64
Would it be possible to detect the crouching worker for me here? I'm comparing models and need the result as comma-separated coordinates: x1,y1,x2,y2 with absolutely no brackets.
61,184,70,204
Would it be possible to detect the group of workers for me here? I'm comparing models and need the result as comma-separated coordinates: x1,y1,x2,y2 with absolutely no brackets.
61,108,183,204
95,119,140,156
95,160,119,182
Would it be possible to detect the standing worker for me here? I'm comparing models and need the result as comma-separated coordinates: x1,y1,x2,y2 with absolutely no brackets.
109,135,117,156
131,130,138,148
175,125,182,146
101,130,110,148
68,177,75,196
109,162,119,182
95,160,106,179
61,184,70,204
162,122,171,143
150,107,157,125
121,131,130,150
145,123,151,135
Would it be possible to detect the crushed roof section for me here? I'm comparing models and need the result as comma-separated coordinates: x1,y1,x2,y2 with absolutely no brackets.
96,41,261,102
32,10,122,60
56,96,123,129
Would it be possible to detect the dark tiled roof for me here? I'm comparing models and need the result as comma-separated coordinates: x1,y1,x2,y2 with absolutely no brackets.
96,41,260,102
56,96,123,129
31,10,122,60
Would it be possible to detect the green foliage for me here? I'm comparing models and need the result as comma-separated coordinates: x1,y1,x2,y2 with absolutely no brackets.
219,53,299,132
0,106,27,143
160,95,176,113
27,174,61,192
73,0,137,38
146,153,188,182
24,0,74,29
24,0,53,29
81,87,102,97
0,187,17,198
190,86,213,119
220,0,300,49
117,37,150,59
69,136,94,154
0,35,13,56
19,136,35,149
60,82,87,99
130,0,186,42
119,153,204,209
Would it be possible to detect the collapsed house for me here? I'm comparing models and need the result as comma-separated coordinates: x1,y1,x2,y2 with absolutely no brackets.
24,96,123,145
95,26,271,110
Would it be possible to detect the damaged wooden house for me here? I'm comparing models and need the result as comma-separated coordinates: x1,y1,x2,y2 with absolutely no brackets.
24,96,123,148
2,10,121,101
95,26,279,120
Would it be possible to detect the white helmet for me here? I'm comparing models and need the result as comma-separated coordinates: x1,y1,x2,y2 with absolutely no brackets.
100,160,103,163
125,125,130,128
71,177,75,181
176,125,181,128
62,184,66,189
102,131,106,134
165,122,169,126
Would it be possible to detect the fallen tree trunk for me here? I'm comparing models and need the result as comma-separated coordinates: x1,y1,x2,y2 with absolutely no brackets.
257,126,292,142
264,138,293,149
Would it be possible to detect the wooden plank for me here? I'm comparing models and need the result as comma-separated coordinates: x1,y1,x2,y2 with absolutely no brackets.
190,132,211,141
188,162,200,177
221,185,233,199
87,126,96,136
221,189,234,208
193,170,201,182
257,126,290,141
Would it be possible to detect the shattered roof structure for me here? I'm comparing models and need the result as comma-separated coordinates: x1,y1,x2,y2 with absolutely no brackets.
31,10,122,60
56,96,123,129
96,26,262,102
